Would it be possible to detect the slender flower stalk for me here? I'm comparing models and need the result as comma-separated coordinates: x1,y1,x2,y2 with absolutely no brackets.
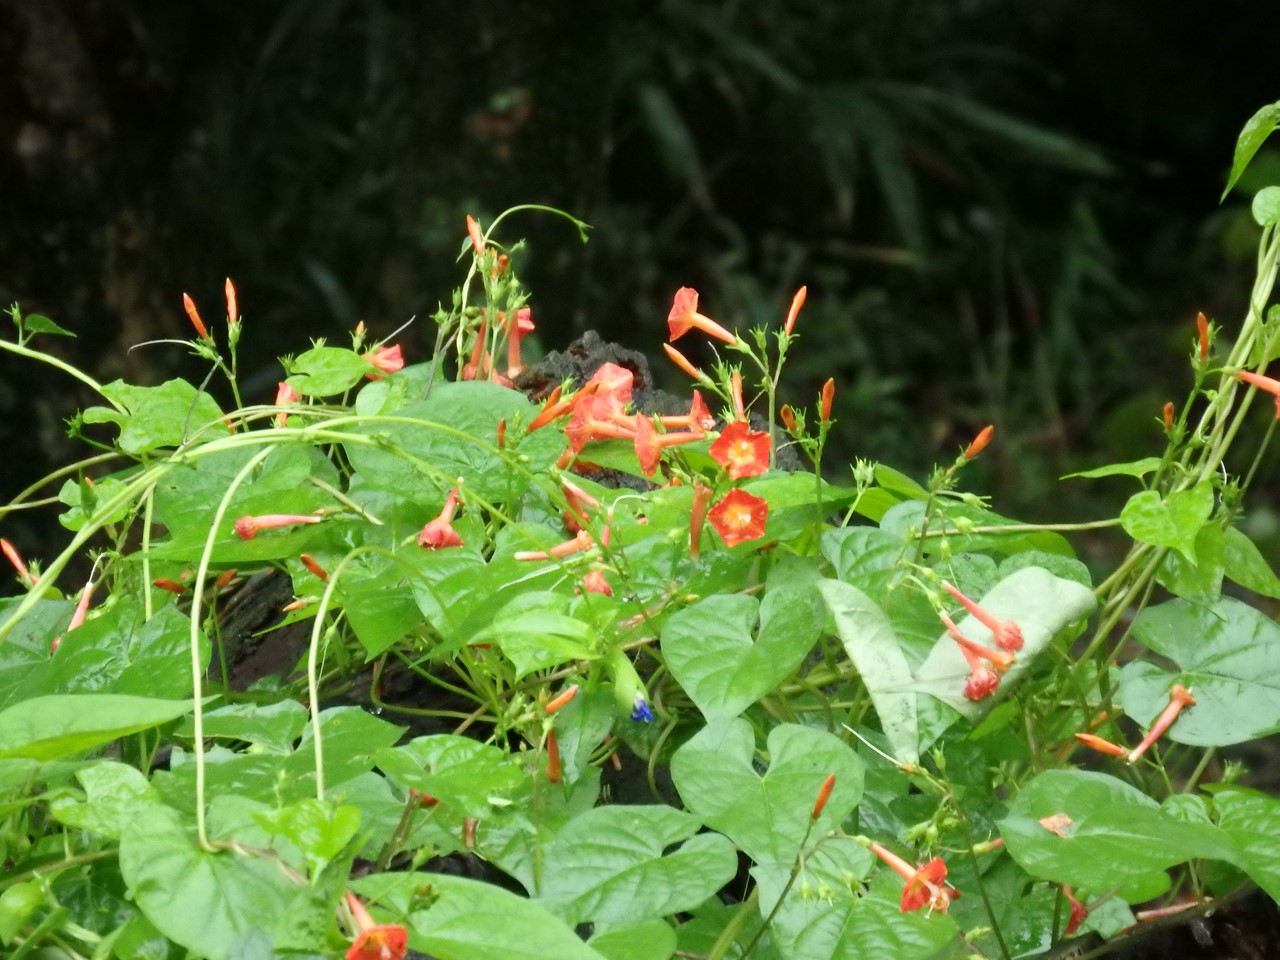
866,842,959,914
344,891,408,960
784,285,807,336
811,773,835,819
1127,684,1196,763
418,489,464,549
963,424,994,460
942,580,1024,652
234,513,324,541
667,287,737,345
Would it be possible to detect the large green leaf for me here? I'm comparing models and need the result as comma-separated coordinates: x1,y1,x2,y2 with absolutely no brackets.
1222,100,1280,199
120,804,330,959
663,586,823,719
355,871,609,960
285,345,375,396
50,761,160,840
1221,526,1280,599
375,734,526,818
1119,482,1213,564
1119,595,1280,745
343,381,562,506
770,887,956,960
0,595,75,710
0,694,195,761
538,805,737,925
999,770,1235,902
670,718,863,868
818,578,919,763
589,920,677,960
82,379,224,453
1213,789,1280,903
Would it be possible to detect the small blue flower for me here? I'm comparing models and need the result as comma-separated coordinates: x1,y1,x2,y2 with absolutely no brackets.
630,694,654,723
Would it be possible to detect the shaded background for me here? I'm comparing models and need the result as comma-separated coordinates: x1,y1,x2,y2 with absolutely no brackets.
3,0,1280,560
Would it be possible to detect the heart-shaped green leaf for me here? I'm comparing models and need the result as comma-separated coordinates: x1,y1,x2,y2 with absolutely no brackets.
999,769,1235,902
670,718,863,868
663,586,823,719
0,694,196,761
376,734,526,818
1119,595,1280,745
1119,482,1213,564
537,804,737,925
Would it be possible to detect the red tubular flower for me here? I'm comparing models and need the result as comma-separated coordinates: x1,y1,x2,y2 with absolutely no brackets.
152,578,188,594
1235,369,1280,418
505,306,534,377
515,529,595,561
939,611,1015,674
580,569,613,596
1162,402,1175,431
1196,311,1209,362
275,381,301,426
779,405,797,433
820,378,835,424
225,278,238,326
708,489,768,548
215,568,237,589
784,285,807,336
418,489,464,549
867,843,959,914
667,287,737,345
689,480,712,561
963,425,994,460
546,728,562,783
942,580,1023,653
811,773,835,820
1,538,32,586
546,685,579,714
528,384,573,431
234,513,324,540
466,214,485,256
182,293,208,339
1063,885,1088,936
663,343,706,381
496,418,507,448
561,479,599,528
53,578,95,654
344,891,408,960
659,390,716,432
634,416,704,476
364,344,404,379
300,554,329,581
1127,684,1196,763
710,420,771,479
565,407,636,455
1074,732,1129,758
730,371,746,420
461,313,490,381
960,654,1000,701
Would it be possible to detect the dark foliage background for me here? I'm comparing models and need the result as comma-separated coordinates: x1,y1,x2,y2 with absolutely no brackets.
3,0,1279,560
